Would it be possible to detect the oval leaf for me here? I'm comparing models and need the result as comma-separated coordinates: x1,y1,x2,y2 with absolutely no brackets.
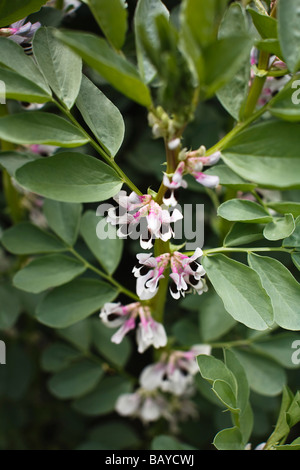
221,120,300,189
202,254,274,331
0,112,88,147
33,27,82,109
76,75,125,157
13,254,86,294
248,253,300,330
15,152,123,203
36,278,118,328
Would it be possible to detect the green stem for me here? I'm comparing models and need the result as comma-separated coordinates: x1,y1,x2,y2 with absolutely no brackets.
68,246,139,301
184,246,294,256
55,100,142,196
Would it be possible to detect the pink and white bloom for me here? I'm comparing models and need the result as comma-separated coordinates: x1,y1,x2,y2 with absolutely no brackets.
107,191,182,248
169,248,207,299
100,302,167,353
0,19,41,45
115,389,167,423
163,151,221,204
140,344,211,396
133,248,207,301
133,252,170,300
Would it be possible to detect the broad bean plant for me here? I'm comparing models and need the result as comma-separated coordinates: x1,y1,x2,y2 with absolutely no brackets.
0,0,300,451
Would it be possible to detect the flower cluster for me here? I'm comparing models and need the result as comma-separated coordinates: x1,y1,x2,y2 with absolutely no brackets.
100,302,167,354
163,147,221,206
107,191,182,249
133,247,207,300
115,344,211,428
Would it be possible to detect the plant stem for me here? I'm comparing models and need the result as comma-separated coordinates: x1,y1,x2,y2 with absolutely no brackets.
54,100,142,196
184,246,293,257
68,246,139,301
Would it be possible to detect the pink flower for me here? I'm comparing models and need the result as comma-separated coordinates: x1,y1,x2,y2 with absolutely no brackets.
169,248,207,299
140,344,211,396
100,302,167,353
133,249,207,301
107,191,182,248
133,253,170,300
0,19,41,45
163,151,221,202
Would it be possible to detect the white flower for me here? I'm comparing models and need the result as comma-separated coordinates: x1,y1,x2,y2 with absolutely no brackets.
136,318,167,354
133,253,170,300
115,392,141,416
115,389,166,423
169,248,207,299
100,302,167,354
107,191,182,248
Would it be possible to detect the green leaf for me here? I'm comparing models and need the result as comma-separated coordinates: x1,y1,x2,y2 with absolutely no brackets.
0,0,46,27
224,349,250,414
151,435,196,451
91,319,131,369
224,222,264,247
36,278,118,328
13,254,86,294
43,200,82,247
76,75,125,157
267,201,300,218
33,27,82,109
248,7,278,39
248,253,300,331
0,113,88,148
221,120,300,189
58,319,92,353
80,210,123,275
283,216,300,247
1,222,66,255
278,0,300,72
15,152,123,203
48,359,104,399
216,3,251,120
269,78,300,122
86,0,128,50
73,376,132,416
218,199,272,223
204,165,257,191
87,421,140,450
202,254,274,331
292,253,300,271
134,0,169,84
213,427,244,451
180,0,229,48
197,354,238,396
0,37,50,94
203,35,253,97
233,348,286,397
55,30,152,107
255,38,284,61
0,283,22,330
252,333,300,370
0,151,39,177
212,379,239,413
0,66,52,104
198,292,236,342
263,214,295,241
41,342,83,373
